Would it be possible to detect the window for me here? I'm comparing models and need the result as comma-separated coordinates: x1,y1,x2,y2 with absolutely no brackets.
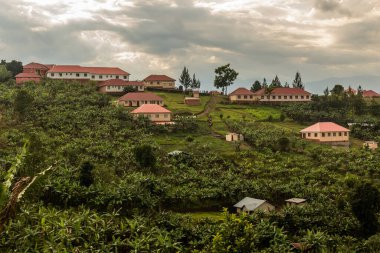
59,73,62,77
124,76,127,79
339,132,342,136
290,96,293,99
272,96,275,99
261,96,264,99
70,73,72,76
284,96,287,99
99,75,103,79
238,95,241,99
91,75,95,79
250,95,253,99
150,82,153,84
76,73,80,77
278,96,282,99
307,133,311,137
333,133,336,136
84,73,87,77
301,96,304,99
328,133,331,137
322,133,325,137
267,96,270,99
244,95,247,99
295,96,298,99
51,73,54,77
344,132,348,136
155,114,159,118
306,96,309,99
314,133,318,137
116,75,119,79
106,86,110,90
157,81,159,84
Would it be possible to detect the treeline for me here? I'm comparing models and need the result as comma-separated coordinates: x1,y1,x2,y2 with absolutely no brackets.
0,60,22,82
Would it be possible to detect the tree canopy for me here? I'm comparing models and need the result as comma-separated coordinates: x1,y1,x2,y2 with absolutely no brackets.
214,64,238,95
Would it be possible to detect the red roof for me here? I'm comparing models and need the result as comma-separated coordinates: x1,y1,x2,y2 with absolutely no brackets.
98,79,143,87
47,65,129,75
363,90,380,97
118,92,163,101
15,72,41,78
228,87,254,96
23,62,49,70
301,122,349,133
254,87,310,96
144,75,175,82
131,104,171,114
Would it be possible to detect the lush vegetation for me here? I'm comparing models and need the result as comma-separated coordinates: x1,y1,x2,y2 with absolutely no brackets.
1,80,380,251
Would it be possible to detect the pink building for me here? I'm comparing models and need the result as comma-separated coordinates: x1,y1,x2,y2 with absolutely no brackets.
15,62,51,84
131,104,173,124
301,122,350,145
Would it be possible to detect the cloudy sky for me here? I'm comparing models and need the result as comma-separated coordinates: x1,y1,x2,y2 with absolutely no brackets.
1,0,379,91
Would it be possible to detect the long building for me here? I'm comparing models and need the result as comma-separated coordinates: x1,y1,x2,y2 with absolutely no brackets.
15,62,130,84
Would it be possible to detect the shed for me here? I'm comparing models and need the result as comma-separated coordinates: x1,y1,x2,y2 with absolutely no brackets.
226,133,244,142
364,141,378,150
285,198,307,207
233,197,275,214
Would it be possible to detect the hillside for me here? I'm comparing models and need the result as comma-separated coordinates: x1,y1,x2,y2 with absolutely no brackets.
1,81,380,251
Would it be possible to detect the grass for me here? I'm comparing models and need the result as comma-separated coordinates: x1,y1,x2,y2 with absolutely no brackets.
153,92,209,114
183,211,224,221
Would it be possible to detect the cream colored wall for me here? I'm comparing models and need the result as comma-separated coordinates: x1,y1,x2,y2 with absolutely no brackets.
121,100,163,107
105,85,144,92
144,81,175,88
302,132,349,142
258,94,311,102
48,72,129,81
229,95,256,102
133,112,171,122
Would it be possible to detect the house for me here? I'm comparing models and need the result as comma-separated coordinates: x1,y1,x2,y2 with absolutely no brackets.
47,65,130,82
184,90,201,105
300,122,350,145
15,62,51,84
228,88,255,103
118,92,164,107
130,104,173,124
362,90,380,98
285,198,307,207
98,79,144,94
234,197,275,214
363,141,378,150
226,133,244,142
253,87,311,102
143,75,176,89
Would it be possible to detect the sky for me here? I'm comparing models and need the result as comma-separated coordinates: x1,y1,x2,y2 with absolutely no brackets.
0,0,379,91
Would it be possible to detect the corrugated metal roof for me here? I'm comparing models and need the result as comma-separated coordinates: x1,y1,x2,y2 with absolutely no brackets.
233,197,266,211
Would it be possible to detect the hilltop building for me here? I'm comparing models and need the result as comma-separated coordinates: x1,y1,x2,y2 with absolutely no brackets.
118,92,164,107
98,79,144,94
15,62,50,84
228,87,311,103
143,75,176,89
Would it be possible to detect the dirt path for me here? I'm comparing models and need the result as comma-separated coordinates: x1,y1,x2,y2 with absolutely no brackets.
197,95,218,117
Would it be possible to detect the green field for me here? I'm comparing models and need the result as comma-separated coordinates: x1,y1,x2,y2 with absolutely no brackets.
153,92,210,114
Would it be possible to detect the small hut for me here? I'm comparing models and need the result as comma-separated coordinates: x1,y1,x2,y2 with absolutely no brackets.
234,197,275,214
363,141,378,150
226,133,244,142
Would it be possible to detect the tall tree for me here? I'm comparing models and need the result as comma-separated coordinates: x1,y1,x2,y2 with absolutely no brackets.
250,80,262,92
191,73,197,89
5,60,23,77
324,86,330,97
262,78,268,88
179,66,191,91
214,64,238,95
284,81,290,88
270,75,281,88
331,84,344,96
292,71,304,89
0,65,11,82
